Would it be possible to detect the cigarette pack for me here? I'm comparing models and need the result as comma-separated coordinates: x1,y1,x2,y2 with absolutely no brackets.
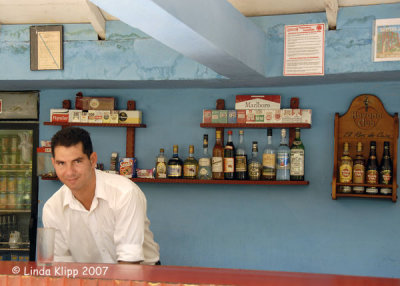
211,110,228,123
118,110,142,124
88,110,103,123
228,110,236,123
246,110,264,123
282,109,302,123
50,109,69,123
203,110,212,123
236,110,246,123
81,111,88,123
301,109,312,124
110,110,119,123
136,168,154,179
235,95,281,110
68,110,82,123
119,157,137,178
264,109,282,123
102,110,111,123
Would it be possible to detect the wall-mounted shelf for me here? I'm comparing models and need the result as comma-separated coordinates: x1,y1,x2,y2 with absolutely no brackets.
132,178,309,185
44,122,146,128
200,123,311,129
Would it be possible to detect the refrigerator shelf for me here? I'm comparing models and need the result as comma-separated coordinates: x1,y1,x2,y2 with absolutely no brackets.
0,210,31,214
0,248,29,251
0,242,30,246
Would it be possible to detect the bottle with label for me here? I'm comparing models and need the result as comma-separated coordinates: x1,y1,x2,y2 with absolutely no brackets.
248,141,261,180
155,148,167,179
183,145,199,179
212,130,224,180
167,145,183,179
365,141,378,194
339,142,352,193
290,128,305,181
224,130,235,179
262,128,276,181
235,130,247,180
379,141,392,195
276,129,290,181
352,142,365,193
198,135,212,180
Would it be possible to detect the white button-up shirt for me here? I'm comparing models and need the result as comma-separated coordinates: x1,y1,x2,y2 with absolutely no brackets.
43,170,160,264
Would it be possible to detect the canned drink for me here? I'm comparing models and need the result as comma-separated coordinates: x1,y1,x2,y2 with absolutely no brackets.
7,176,16,192
10,136,18,153
16,176,24,193
1,136,10,153
7,192,16,209
9,154,17,169
0,176,6,193
15,193,24,210
0,193,7,209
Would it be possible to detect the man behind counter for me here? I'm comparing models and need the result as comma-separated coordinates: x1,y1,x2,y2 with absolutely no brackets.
42,127,160,264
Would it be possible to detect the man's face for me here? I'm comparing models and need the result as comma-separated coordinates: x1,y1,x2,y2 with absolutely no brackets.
52,142,97,193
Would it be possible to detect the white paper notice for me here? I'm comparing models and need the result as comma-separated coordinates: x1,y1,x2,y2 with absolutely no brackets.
284,23,325,76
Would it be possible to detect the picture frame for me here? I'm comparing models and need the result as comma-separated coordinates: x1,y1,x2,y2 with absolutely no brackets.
30,25,64,70
373,18,400,62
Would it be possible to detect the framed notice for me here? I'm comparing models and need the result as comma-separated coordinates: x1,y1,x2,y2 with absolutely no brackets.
373,18,400,62
284,23,325,76
30,25,63,70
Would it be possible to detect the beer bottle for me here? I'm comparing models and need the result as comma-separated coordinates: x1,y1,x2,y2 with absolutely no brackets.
365,141,378,194
379,141,392,195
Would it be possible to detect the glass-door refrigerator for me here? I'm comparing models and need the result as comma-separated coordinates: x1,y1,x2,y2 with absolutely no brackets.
0,92,39,261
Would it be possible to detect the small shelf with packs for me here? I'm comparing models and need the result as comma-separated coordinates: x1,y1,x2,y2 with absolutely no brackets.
332,94,398,202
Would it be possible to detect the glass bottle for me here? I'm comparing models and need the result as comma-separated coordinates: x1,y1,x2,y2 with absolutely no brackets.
155,148,167,179
198,135,212,180
290,128,305,181
339,142,352,193
352,142,365,193
262,128,276,181
235,130,247,180
167,145,183,179
212,130,224,180
248,141,261,180
379,141,392,195
276,129,290,181
224,130,235,180
365,141,378,194
183,145,199,179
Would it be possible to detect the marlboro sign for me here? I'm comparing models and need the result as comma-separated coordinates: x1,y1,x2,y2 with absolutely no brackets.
235,95,281,110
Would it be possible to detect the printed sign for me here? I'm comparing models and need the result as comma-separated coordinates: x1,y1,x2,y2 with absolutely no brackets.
373,18,400,62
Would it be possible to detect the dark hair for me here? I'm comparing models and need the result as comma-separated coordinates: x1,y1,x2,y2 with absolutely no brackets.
51,127,93,158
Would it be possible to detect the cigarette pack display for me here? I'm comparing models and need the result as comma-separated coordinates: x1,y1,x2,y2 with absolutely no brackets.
119,157,137,178
202,110,212,123
211,110,228,123
102,110,111,123
235,95,281,110
75,92,115,110
50,109,69,123
228,110,236,123
68,110,82,123
236,110,246,123
118,110,142,124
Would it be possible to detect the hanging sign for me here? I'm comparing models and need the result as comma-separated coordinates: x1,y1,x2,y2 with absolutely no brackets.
284,23,325,76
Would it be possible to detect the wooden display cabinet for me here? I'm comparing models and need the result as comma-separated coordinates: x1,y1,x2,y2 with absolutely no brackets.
332,94,398,202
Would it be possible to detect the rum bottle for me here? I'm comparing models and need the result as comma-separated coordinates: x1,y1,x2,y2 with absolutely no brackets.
379,141,392,195
276,129,290,181
212,130,224,180
223,130,235,180
167,145,183,179
339,142,352,193
352,142,365,193
262,128,276,180
198,135,212,180
248,141,261,180
365,141,378,194
183,145,198,179
235,130,247,180
290,128,305,181
155,148,167,179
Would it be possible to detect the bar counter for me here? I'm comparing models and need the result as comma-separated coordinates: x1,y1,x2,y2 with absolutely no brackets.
0,261,399,286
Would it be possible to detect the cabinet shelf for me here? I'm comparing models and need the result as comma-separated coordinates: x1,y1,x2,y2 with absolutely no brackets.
44,122,146,128
131,178,309,185
200,123,311,129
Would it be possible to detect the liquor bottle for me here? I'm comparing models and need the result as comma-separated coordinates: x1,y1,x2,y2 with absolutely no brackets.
290,128,305,181
224,130,235,179
262,128,276,180
198,135,212,180
352,142,365,193
379,141,393,195
155,148,167,179
248,141,261,180
167,145,183,179
339,142,352,193
276,129,290,181
235,130,247,180
212,130,224,180
183,145,199,179
365,141,378,194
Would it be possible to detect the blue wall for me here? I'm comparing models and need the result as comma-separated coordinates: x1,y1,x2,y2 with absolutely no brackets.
1,2,400,279
38,83,400,278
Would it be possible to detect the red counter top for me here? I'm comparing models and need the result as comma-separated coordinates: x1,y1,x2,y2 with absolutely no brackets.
0,261,399,286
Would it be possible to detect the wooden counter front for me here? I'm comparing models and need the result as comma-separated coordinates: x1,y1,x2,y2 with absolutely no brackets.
0,261,399,286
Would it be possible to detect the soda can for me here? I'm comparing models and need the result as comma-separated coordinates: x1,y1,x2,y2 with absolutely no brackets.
15,193,24,210
16,176,24,193
0,176,6,193
1,136,10,153
0,193,7,209
10,136,18,153
9,154,17,169
7,176,16,193
7,191,16,209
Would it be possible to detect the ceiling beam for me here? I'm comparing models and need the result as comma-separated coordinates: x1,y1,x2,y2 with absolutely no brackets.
90,0,267,80
85,0,106,40
325,0,338,30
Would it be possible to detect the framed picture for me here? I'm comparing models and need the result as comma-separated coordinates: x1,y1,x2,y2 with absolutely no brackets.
30,25,63,70
373,18,400,62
